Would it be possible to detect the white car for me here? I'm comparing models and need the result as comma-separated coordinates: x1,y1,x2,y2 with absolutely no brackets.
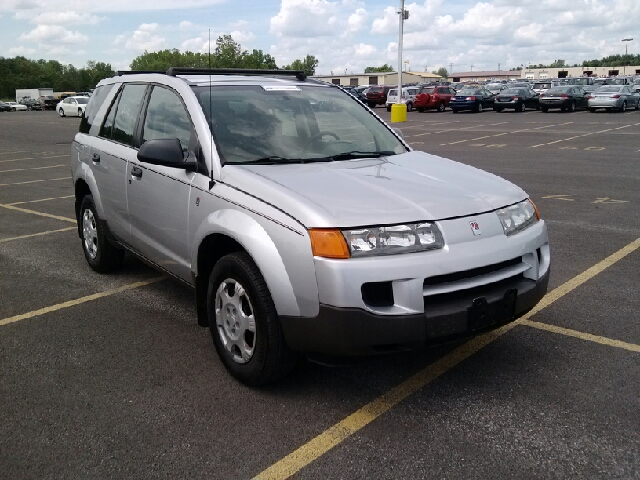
386,86,420,111
57,96,89,117
6,102,28,111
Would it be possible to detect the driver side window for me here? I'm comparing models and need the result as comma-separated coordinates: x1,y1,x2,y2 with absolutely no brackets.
142,86,195,151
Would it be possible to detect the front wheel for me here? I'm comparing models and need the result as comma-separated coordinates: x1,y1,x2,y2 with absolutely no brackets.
79,195,124,272
437,102,445,112
476,103,483,113
58,108,65,117
208,252,296,386
78,108,83,117
406,102,413,112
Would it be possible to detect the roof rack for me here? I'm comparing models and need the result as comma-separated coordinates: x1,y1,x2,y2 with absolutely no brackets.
116,70,165,76
165,67,307,81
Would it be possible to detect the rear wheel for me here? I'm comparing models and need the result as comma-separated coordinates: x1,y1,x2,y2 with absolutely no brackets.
589,107,597,113
541,107,548,113
78,108,83,117
58,108,65,117
386,105,391,112
476,103,483,113
208,252,296,386
437,102,445,113
519,102,526,112
368,102,376,108
416,107,424,113
620,101,627,112
406,102,413,112
452,109,459,114
494,107,503,112
79,195,124,273
568,101,576,112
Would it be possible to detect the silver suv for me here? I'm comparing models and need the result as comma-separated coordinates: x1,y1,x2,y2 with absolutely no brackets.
72,68,550,385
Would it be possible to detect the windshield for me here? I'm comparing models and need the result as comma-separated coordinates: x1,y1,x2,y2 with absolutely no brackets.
596,86,622,93
546,87,572,94
533,83,550,89
457,88,480,95
568,78,589,85
192,84,406,165
502,89,524,95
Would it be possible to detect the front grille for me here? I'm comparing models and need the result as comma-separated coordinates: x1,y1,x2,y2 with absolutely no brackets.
424,257,521,287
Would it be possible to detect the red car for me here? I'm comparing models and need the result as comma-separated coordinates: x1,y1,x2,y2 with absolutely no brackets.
366,85,392,108
415,86,456,112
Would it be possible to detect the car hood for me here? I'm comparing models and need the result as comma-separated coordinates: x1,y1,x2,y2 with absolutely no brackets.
221,151,527,228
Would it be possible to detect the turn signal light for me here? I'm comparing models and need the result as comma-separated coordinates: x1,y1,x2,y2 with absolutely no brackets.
561,94,568,98
465,96,476,100
309,229,350,259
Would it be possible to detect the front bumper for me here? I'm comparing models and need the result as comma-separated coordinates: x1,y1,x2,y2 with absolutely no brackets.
281,267,550,356
450,101,479,111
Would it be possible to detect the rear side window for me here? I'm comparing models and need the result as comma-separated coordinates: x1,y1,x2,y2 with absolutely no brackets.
79,85,114,135
100,84,147,146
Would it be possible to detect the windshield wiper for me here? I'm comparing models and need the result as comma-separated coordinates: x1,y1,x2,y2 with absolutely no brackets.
324,150,397,161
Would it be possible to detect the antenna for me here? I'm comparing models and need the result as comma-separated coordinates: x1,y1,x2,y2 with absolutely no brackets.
208,29,215,189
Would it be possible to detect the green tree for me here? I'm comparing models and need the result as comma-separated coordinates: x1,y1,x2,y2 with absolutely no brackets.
364,64,394,73
283,55,319,76
243,49,278,69
431,67,448,78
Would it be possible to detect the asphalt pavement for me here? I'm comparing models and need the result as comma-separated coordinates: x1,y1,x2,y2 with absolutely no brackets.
1,107,639,479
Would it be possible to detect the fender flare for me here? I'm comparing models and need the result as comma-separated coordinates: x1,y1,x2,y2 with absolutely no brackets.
191,208,301,317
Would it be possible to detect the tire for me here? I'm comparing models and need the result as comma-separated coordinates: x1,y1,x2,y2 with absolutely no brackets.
636,99,639,110
541,107,548,113
368,102,376,108
437,102,445,113
452,109,459,113
386,105,391,112
79,195,124,273
620,101,626,112
407,102,413,112
78,108,83,117
416,107,424,113
476,103,483,113
207,252,296,386
519,102,526,112
589,107,596,113
58,108,65,117
494,107,503,112
568,101,576,112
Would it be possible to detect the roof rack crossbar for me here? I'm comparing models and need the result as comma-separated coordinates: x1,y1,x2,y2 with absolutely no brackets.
165,67,307,81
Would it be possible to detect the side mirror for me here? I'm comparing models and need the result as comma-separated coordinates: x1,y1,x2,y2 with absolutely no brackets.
138,138,198,170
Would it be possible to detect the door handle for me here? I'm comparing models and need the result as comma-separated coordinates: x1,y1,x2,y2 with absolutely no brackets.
91,153,100,163
131,166,143,178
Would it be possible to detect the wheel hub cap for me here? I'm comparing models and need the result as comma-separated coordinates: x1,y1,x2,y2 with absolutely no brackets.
82,209,98,259
215,279,256,364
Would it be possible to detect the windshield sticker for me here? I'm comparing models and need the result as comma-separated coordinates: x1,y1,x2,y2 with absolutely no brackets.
261,86,301,92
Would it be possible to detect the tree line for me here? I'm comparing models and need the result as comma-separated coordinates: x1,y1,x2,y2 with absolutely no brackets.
0,35,318,100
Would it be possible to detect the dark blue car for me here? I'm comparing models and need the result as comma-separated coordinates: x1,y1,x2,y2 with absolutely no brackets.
449,87,495,113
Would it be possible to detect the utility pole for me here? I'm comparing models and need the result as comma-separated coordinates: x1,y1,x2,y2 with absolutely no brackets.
470,64,474,72
622,38,633,75
449,63,453,77
498,63,500,71
397,0,408,106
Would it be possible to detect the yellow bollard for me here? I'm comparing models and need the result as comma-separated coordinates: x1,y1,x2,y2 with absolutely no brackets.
390,103,407,123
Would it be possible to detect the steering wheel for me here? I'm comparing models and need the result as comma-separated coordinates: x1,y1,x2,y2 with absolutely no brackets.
305,131,340,147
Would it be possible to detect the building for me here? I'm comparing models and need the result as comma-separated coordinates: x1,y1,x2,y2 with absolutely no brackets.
520,65,640,79
449,70,521,82
311,71,442,86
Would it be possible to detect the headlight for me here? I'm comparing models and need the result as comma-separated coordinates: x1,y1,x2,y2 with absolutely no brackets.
342,222,444,257
496,199,540,236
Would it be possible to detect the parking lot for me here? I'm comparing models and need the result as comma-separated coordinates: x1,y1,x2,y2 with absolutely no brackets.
1,108,639,479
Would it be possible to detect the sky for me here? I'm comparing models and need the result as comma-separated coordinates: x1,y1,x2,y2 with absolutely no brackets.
0,0,638,75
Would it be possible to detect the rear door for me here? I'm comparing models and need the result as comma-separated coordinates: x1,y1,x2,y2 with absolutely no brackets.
91,83,148,244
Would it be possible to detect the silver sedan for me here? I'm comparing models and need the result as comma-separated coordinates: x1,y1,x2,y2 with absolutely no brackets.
588,85,640,112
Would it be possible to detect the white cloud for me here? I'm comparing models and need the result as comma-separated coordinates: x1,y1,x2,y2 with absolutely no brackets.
20,25,88,44
347,8,368,33
8,46,37,56
25,11,103,25
114,23,166,52
1,0,226,14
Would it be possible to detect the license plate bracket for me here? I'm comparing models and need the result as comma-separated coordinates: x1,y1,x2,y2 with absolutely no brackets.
468,289,517,332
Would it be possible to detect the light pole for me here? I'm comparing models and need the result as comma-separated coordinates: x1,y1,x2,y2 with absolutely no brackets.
622,38,633,75
397,0,408,108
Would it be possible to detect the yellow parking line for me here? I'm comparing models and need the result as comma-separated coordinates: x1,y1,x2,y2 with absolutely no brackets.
0,203,75,223
0,278,164,327
6,195,74,206
0,227,76,243
520,320,640,353
252,237,640,480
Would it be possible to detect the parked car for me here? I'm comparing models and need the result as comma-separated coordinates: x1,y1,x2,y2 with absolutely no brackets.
587,85,640,112
366,85,392,108
56,96,89,117
414,85,455,112
486,83,507,96
532,81,552,95
71,68,550,385
539,86,588,112
6,101,28,111
39,95,58,110
449,87,495,113
350,85,369,103
493,88,540,112
19,97,42,111
0,101,12,112
632,78,640,93
385,86,420,111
